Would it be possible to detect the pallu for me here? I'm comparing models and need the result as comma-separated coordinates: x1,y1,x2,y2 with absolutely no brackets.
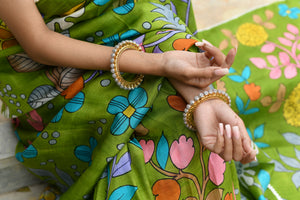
202,0,299,199
0,0,240,200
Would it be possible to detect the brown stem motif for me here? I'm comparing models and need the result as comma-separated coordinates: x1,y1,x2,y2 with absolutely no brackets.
149,160,202,199
196,132,210,200
149,132,212,200
175,170,202,199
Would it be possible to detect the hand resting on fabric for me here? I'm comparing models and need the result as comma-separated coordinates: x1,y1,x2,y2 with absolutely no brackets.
194,99,257,164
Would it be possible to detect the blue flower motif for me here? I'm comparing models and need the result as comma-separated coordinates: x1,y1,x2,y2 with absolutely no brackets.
258,169,271,192
93,0,110,6
113,0,135,15
279,4,300,19
51,92,85,123
16,145,38,163
74,137,98,165
247,124,269,148
107,88,149,135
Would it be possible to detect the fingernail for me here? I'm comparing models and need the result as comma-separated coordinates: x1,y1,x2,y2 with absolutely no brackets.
219,123,224,136
214,68,229,76
202,39,213,47
232,126,240,139
195,41,205,47
254,156,257,161
225,124,232,138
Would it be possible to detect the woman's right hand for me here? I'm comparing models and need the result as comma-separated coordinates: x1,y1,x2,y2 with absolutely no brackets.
161,43,236,89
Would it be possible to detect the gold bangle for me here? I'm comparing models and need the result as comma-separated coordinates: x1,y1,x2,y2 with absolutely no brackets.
183,89,231,131
111,40,144,90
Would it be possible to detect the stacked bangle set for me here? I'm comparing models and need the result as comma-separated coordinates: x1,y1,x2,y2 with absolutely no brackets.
110,40,144,90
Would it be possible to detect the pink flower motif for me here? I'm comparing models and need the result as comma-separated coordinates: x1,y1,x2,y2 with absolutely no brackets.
287,24,299,35
278,37,293,46
208,152,226,186
279,52,290,65
170,135,194,169
249,57,267,69
269,67,282,79
139,140,154,163
284,32,296,40
284,64,297,79
267,55,279,66
26,110,44,131
261,43,275,53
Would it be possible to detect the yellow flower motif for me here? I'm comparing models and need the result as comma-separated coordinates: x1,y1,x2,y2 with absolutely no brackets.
39,186,60,200
283,83,300,127
236,23,268,46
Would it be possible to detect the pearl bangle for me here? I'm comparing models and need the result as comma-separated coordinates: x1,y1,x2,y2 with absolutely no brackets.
111,40,144,90
183,89,231,131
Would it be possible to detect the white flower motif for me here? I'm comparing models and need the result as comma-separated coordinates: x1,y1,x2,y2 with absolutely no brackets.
235,162,258,188
46,7,85,31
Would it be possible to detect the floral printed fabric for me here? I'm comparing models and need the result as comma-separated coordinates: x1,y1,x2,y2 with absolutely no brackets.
200,0,300,199
0,0,240,200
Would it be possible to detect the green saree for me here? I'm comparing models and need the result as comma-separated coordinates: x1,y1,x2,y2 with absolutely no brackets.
0,0,239,200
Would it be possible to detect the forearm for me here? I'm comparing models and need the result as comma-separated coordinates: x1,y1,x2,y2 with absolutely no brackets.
26,30,164,76
0,0,164,76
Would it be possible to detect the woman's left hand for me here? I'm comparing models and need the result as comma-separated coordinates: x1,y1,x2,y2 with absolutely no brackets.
193,99,257,164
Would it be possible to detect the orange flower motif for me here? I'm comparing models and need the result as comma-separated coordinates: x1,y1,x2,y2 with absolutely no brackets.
167,95,186,112
61,76,84,99
244,83,261,101
0,27,18,50
173,38,198,51
152,179,181,200
224,192,233,200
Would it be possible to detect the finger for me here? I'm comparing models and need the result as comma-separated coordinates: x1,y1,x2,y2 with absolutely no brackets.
190,67,228,79
213,123,225,154
191,68,228,88
195,41,219,61
232,126,243,161
220,48,236,69
223,124,233,161
195,39,214,51
197,44,226,66
188,69,229,88
214,68,229,76
240,149,257,164
242,131,253,154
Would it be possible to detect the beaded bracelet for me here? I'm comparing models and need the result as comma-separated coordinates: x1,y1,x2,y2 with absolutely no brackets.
111,40,144,90
183,89,231,131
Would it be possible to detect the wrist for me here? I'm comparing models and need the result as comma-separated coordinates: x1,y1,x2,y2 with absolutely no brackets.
183,89,231,130
118,49,164,76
